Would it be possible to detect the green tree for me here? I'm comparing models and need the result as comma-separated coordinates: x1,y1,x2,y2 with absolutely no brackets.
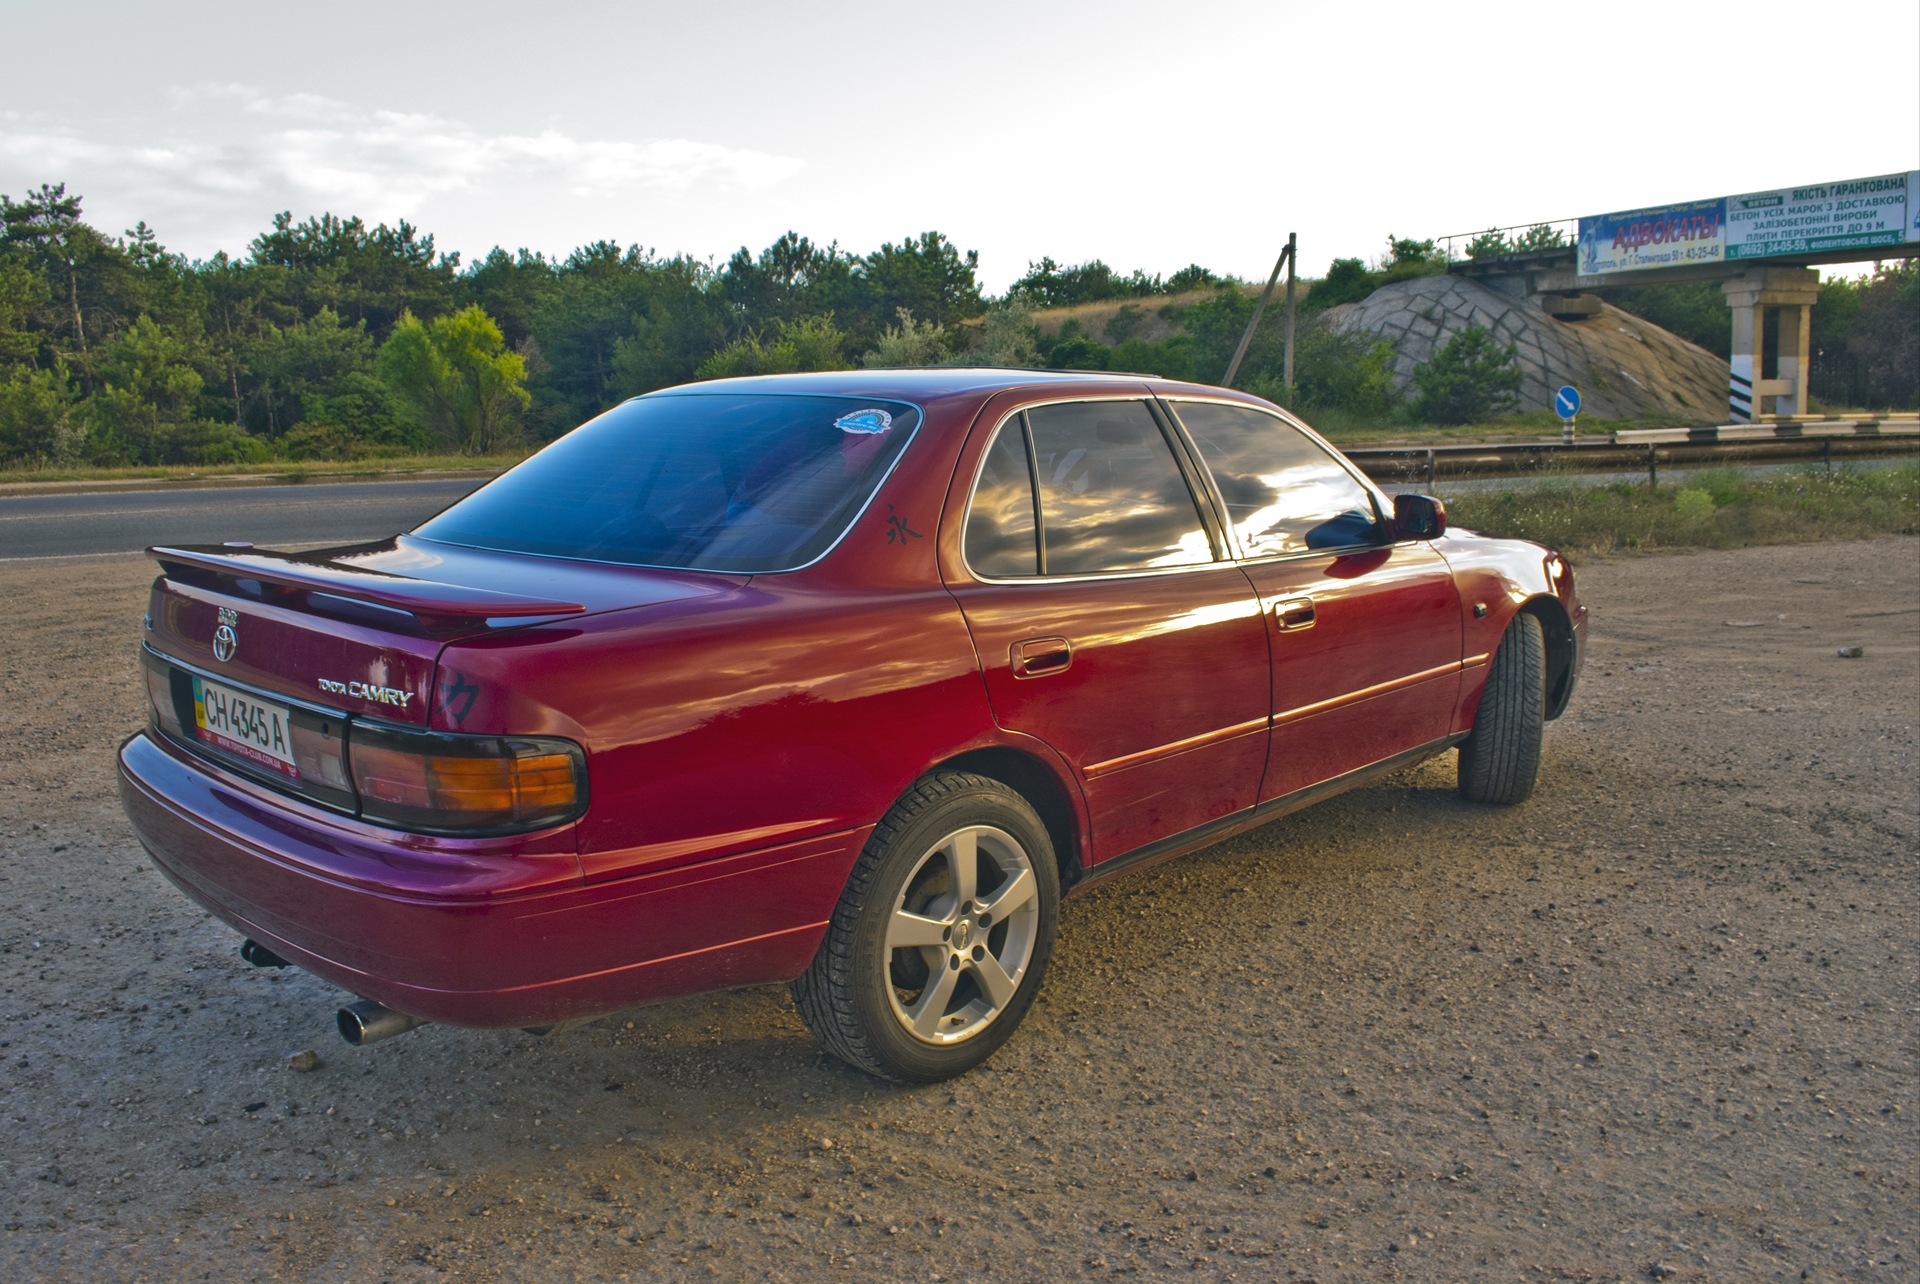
1413,325,1522,424
250,212,458,335
1,183,91,351
1846,262,1919,408
717,232,856,331
462,246,559,350
0,252,49,365
0,363,79,463
250,307,378,436
1512,223,1567,251
856,233,983,333
87,315,262,464
376,305,529,453
1465,229,1509,259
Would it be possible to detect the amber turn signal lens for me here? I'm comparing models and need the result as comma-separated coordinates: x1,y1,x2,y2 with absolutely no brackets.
349,727,586,834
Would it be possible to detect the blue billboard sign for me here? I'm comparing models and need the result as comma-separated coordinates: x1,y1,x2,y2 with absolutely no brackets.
1577,198,1727,276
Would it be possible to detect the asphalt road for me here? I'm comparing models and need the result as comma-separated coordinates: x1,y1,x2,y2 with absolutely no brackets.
6,456,1904,562
0,478,486,561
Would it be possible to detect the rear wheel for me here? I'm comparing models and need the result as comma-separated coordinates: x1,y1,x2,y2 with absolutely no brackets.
792,772,1059,1081
1458,612,1546,804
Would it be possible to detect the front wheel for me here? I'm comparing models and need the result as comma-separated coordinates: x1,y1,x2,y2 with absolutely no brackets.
1458,612,1546,804
792,772,1059,1081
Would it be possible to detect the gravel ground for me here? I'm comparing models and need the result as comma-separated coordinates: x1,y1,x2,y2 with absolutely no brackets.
0,539,1914,1282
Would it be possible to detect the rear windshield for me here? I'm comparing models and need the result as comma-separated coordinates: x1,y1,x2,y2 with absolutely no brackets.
414,393,921,572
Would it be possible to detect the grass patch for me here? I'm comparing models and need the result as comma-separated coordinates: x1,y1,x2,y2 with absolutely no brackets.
0,451,530,487
1446,463,1920,556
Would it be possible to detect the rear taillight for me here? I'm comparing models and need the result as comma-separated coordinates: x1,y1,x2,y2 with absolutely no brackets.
142,655,186,741
142,648,585,835
349,724,587,835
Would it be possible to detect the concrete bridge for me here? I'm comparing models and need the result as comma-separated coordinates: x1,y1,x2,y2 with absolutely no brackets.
1448,170,1919,421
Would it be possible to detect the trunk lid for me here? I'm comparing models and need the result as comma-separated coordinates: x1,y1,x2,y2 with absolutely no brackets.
146,535,741,727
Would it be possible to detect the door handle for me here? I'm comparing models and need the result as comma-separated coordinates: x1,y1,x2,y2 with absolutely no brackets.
1011,636,1072,678
1272,596,1316,632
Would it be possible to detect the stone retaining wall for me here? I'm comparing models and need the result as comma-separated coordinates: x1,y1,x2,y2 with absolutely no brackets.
1323,274,1725,422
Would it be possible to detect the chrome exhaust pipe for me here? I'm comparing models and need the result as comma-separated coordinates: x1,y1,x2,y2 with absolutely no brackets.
336,1000,428,1046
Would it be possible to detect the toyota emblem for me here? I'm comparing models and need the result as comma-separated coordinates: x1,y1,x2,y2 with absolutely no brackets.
212,623,238,662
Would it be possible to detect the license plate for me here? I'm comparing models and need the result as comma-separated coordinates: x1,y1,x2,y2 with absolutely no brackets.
193,675,300,780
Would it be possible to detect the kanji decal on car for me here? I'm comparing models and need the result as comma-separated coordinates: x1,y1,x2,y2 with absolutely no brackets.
883,503,923,544
438,671,480,724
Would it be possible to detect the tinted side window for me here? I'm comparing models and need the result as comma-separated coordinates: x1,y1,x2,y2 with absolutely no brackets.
964,418,1039,577
1172,402,1380,557
1026,400,1213,575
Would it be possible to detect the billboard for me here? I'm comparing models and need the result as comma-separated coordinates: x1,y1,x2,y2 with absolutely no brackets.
1576,171,1920,275
1726,172,1917,260
1577,198,1726,276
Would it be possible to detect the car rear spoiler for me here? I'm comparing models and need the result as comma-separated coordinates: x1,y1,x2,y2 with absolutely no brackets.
148,545,587,632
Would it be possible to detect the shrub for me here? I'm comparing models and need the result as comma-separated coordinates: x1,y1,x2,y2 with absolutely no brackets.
1109,335,1203,382
698,315,850,379
1673,488,1716,521
958,301,1042,368
860,309,951,367
1381,235,1445,283
1413,325,1522,424
1304,258,1378,312
1103,304,1147,344
1288,319,1398,418
1165,264,1225,293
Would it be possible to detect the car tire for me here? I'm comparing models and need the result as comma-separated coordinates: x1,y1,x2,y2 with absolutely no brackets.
792,771,1059,1082
1457,611,1546,805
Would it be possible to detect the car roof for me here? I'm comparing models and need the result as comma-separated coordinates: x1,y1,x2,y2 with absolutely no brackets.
637,367,1163,401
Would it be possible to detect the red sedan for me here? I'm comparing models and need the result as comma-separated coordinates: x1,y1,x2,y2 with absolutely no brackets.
119,369,1584,1081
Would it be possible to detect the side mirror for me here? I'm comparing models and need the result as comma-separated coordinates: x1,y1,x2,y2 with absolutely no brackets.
1393,493,1447,541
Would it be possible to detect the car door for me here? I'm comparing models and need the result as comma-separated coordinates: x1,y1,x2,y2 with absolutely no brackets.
1163,399,1463,802
947,395,1271,865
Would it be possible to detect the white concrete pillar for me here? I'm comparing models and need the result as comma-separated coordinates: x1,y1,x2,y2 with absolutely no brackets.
1727,302,1761,422
1723,268,1820,422
1774,304,1812,416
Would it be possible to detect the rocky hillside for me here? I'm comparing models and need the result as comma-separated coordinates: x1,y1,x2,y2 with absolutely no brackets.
1022,275,1729,423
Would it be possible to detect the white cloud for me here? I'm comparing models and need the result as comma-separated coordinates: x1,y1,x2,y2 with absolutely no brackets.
0,86,802,254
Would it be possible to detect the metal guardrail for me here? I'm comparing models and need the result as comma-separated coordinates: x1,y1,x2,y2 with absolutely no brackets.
1346,419,1919,487
1612,418,1920,444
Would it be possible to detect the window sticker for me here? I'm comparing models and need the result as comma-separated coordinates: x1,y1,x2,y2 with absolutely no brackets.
835,408,893,435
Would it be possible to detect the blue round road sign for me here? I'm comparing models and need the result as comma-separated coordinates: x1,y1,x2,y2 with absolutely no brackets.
1554,385,1581,418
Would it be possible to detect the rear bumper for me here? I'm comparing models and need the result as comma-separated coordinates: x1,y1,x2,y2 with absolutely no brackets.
118,731,864,1027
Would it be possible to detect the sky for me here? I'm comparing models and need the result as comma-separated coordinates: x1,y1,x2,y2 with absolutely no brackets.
2,0,1915,292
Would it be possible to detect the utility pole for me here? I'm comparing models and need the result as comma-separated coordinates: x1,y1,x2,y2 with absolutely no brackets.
1224,233,1296,391
1282,232,1298,391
